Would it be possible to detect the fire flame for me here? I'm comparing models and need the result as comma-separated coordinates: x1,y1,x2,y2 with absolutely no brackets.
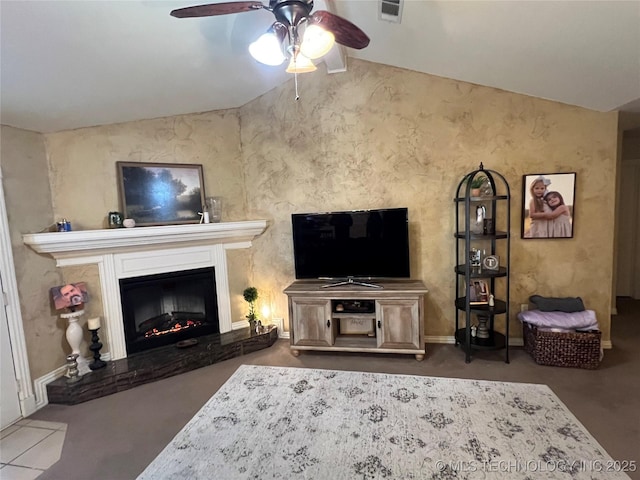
144,319,202,338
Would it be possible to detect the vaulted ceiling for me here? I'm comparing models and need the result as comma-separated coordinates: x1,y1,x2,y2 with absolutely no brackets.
1,0,639,133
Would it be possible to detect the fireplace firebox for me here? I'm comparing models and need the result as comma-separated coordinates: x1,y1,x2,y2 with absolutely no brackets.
120,267,219,354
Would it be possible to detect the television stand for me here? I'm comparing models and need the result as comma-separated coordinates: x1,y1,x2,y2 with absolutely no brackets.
321,277,382,289
284,280,428,360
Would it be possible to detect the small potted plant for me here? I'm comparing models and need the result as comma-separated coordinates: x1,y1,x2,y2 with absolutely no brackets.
243,287,259,329
467,174,487,197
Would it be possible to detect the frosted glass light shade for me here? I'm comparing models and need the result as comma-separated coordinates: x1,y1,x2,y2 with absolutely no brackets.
286,53,317,73
300,25,335,59
249,32,285,66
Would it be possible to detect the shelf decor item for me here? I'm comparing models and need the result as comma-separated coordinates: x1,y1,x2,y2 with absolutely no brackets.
465,173,488,197
108,211,124,228
454,163,511,363
117,161,205,227
476,314,490,339
469,248,482,272
482,255,500,271
472,204,486,234
205,196,223,223
87,317,107,370
65,354,80,383
468,280,490,305
51,282,92,375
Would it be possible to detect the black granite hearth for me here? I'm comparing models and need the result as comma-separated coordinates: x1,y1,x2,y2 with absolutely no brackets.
46,325,278,405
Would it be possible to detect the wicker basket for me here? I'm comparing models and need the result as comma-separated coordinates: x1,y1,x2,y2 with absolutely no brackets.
522,322,601,369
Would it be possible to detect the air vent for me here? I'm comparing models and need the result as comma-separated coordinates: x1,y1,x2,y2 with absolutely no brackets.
379,0,403,23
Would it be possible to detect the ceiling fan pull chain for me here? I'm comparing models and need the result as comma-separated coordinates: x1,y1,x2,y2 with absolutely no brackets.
294,71,300,100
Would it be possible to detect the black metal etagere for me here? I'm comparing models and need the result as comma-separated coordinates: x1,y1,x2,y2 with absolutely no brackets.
454,163,511,363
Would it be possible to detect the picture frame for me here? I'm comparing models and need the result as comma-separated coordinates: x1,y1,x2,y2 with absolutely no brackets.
468,280,490,305
522,172,576,239
117,162,205,226
50,282,89,310
469,248,482,269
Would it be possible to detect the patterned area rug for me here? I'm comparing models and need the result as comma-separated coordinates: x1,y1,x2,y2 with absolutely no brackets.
138,365,629,479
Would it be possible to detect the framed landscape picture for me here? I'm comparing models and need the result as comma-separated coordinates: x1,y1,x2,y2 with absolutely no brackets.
522,172,576,239
117,162,205,226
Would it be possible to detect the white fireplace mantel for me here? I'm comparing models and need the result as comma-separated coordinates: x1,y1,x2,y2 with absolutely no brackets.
23,220,267,260
23,221,267,360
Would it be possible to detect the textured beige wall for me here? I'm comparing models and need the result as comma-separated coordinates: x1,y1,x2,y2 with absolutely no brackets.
43,110,252,356
45,111,246,229
4,59,618,383
1,126,64,379
239,59,618,342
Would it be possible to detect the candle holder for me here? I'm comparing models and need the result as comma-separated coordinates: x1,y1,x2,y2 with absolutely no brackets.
476,314,490,339
60,309,90,375
88,328,107,370
52,282,91,376
66,354,81,383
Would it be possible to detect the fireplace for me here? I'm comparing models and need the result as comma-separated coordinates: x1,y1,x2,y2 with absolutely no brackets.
120,267,219,354
23,220,267,360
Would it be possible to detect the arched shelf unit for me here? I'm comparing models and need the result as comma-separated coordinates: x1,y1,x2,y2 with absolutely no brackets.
454,163,511,363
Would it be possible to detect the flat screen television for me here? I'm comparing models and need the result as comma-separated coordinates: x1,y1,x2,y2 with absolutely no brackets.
291,207,410,284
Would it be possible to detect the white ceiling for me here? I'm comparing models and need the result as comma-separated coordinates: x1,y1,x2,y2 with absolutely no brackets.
1,0,639,134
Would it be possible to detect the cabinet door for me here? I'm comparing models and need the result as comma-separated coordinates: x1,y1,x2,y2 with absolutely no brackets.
376,299,420,349
291,298,334,347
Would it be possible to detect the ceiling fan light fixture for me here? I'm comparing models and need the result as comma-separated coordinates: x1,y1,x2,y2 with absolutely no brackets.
249,31,286,66
171,1,370,79
299,24,335,59
286,52,317,74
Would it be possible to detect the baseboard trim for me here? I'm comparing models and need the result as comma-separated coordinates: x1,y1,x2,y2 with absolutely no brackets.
426,336,524,347
20,393,37,418
34,365,67,410
426,336,611,349
271,317,285,337
33,352,112,411
233,318,287,338
275,334,524,345
425,335,455,344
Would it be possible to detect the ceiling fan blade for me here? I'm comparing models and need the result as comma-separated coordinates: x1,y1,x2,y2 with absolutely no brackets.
309,10,369,49
170,1,265,18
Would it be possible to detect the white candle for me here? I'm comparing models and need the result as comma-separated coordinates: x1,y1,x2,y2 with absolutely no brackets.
88,317,101,330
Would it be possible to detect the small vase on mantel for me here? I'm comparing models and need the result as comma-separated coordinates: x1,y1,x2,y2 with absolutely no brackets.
205,197,222,223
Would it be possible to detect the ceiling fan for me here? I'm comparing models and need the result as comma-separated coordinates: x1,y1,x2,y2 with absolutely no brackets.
170,0,370,75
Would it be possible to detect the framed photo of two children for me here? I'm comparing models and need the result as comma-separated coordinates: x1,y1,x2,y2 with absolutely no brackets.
522,172,576,239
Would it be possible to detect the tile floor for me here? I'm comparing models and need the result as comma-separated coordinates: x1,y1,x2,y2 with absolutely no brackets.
0,419,67,480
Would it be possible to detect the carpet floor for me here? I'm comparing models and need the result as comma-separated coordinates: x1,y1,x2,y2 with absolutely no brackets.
31,297,639,480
